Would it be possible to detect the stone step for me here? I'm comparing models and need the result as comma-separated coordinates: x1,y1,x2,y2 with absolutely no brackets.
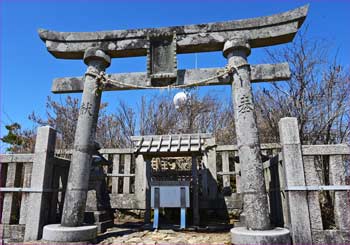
95,219,114,234
84,210,112,223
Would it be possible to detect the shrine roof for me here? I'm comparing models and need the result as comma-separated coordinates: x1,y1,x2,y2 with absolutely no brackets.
131,134,214,156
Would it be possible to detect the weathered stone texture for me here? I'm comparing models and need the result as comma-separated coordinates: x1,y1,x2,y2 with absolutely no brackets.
329,155,350,231
39,5,308,59
224,39,270,230
303,156,323,231
278,117,312,244
61,48,111,227
24,126,56,241
52,63,291,93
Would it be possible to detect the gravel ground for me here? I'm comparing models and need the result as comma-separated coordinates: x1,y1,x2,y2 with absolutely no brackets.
98,227,231,245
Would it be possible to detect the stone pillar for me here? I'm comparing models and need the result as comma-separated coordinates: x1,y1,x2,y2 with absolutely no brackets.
279,117,312,244
24,126,56,241
61,48,111,227
223,39,270,230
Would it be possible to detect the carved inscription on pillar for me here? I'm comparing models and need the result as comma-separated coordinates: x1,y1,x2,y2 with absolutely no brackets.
238,94,253,114
80,102,93,116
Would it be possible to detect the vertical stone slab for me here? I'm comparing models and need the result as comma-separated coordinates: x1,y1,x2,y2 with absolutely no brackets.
134,155,145,206
279,117,312,244
192,155,200,226
268,155,284,227
24,126,56,241
205,138,217,199
277,153,290,228
144,158,152,223
2,162,21,224
329,155,350,231
123,154,131,194
112,154,120,194
224,39,270,230
58,165,69,217
222,151,231,189
134,155,151,222
48,165,61,223
200,159,209,199
234,161,241,193
61,48,111,227
19,162,33,225
303,156,323,231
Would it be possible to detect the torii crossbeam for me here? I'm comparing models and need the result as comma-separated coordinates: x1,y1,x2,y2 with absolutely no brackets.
37,5,309,244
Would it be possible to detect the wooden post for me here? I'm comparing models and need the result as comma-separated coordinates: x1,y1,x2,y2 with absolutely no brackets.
24,126,57,241
192,155,200,226
112,154,120,194
279,117,312,244
329,155,350,231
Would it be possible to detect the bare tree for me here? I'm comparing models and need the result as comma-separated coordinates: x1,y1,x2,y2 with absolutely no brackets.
138,91,236,144
255,31,350,144
254,30,350,228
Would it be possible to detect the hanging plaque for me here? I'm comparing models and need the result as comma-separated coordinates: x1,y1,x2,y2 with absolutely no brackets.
147,32,177,86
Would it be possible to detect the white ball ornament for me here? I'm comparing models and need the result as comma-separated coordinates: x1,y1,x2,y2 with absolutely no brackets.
173,91,188,109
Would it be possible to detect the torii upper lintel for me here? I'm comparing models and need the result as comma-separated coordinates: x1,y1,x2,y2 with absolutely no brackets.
38,5,308,60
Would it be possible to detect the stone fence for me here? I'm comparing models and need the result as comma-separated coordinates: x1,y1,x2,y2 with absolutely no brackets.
0,126,70,242
0,118,349,244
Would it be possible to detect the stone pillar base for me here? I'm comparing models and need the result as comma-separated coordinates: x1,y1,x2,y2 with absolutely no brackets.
42,224,97,243
231,227,290,245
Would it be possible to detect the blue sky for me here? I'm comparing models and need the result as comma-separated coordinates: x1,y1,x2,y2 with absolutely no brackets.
1,0,350,151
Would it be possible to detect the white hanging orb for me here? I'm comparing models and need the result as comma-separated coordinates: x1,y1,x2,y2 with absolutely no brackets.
173,91,188,109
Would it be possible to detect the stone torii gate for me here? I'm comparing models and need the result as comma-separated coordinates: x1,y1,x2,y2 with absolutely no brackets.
38,5,308,244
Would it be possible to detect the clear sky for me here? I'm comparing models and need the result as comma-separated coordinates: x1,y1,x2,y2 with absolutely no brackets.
1,0,350,150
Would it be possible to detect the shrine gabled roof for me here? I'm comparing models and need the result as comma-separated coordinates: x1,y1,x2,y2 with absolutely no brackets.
131,134,212,155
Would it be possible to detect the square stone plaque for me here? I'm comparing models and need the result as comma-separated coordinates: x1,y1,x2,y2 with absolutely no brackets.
147,32,177,86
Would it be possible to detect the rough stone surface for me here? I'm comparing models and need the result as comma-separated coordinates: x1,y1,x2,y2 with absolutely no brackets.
38,5,308,59
52,63,291,93
231,227,291,245
278,117,312,244
60,49,111,227
225,39,270,230
0,224,25,242
329,155,350,231
42,224,97,242
312,230,350,245
24,126,57,241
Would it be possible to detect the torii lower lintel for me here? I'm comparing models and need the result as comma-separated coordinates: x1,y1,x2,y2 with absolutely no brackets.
51,63,291,93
